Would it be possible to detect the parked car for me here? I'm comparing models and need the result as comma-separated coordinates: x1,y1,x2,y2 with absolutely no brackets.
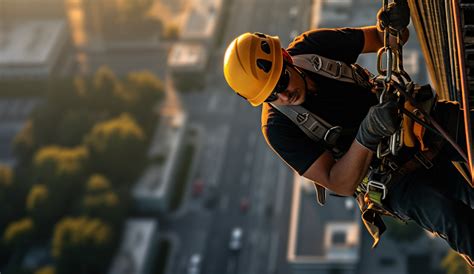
187,253,202,274
239,197,250,213
192,179,204,197
229,227,243,251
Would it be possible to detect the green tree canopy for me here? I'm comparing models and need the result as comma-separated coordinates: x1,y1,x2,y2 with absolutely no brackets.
52,217,115,274
55,109,96,147
35,265,55,274
84,113,146,184
3,218,34,247
0,165,19,236
26,184,48,211
83,66,125,114
26,184,57,237
0,164,13,187
33,146,89,189
125,71,164,128
81,174,124,225
13,120,36,163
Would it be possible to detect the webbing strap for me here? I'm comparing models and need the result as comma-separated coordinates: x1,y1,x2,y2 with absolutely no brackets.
270,104,342,147
270,104,343,206
292,54,356,84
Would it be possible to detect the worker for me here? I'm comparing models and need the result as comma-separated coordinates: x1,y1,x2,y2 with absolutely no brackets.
223,0,474,264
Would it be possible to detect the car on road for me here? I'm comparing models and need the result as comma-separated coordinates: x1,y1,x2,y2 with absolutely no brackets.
239,197,250,213
229,227,243,251
187,253,202,274
192,179,204,197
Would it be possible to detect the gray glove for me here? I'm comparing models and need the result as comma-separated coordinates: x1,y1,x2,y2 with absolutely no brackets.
377,0,410,34
356,100,400,151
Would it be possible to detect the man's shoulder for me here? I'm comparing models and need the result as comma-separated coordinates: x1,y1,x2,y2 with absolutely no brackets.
286,28,365,63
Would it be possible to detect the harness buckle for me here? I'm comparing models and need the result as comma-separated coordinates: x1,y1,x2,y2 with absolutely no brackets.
367,180,387,200
323,126,342,146
387,160,399,171
310,56,322,71
332,61,343,78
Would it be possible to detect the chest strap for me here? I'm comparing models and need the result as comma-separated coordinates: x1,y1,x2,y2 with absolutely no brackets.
270,104,343,206
292,54,357,84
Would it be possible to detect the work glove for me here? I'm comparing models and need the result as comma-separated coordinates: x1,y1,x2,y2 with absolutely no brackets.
377,0,411,34
356,100,401,152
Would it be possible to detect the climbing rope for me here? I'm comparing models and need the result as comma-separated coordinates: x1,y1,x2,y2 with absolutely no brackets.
372,0,469,164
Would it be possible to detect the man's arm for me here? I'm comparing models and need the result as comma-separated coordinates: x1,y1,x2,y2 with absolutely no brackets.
303,142,373,196
360,26,409,54
303,100,400,196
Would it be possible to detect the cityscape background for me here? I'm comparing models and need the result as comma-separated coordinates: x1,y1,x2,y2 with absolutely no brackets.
0,0,467,274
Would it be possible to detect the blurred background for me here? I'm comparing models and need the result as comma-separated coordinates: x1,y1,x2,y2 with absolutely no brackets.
0,0,469,274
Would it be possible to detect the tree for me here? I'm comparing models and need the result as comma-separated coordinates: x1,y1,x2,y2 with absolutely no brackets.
0,165,18,235
52,217,115,274
32,146,89,215
81,174,125,225
3,218,35,273
441,250,472,274
84,66,125,115
13,120,36,164
84,113,147,185
33,146,89,188
3,218,34,248
125,71,164,128
26,185,56,238
35,265,55,274
55,109,96,147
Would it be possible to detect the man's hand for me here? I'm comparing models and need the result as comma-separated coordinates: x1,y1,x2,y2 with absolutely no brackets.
377,0,411,34
356,100,401,151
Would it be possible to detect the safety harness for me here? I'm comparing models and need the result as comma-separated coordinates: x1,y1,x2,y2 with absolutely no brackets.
271,52,442,247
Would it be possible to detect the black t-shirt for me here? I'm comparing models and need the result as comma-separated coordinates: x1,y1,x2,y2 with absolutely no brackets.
261,28,379,175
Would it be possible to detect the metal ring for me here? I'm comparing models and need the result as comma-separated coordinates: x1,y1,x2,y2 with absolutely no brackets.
310,56,322,71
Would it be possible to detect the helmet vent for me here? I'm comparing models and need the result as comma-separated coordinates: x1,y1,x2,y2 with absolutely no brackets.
260,41,271,54
256,59,272,73
254,32,266,38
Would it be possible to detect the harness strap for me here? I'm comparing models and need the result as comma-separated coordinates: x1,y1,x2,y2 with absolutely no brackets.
292,54,357,84
270,104,342,149
270,104,343,205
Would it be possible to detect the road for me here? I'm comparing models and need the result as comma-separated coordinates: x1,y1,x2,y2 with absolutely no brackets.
163,0,312,274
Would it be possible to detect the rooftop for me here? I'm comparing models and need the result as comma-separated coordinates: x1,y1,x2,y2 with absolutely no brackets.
180,0,222,39
108,219,157,274
168,43,208,70
288,176,360,265
0,20,66,66
133,112,186,200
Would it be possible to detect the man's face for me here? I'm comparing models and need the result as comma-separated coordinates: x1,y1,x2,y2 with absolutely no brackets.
268,66,306,106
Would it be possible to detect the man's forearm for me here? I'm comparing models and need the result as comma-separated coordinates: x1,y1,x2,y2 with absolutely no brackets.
328,141,373,196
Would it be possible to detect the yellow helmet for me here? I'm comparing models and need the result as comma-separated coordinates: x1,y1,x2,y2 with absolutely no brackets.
223,32,283,106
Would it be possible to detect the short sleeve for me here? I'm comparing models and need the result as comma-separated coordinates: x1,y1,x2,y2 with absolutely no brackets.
261,106,326,175
287,28,365,64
